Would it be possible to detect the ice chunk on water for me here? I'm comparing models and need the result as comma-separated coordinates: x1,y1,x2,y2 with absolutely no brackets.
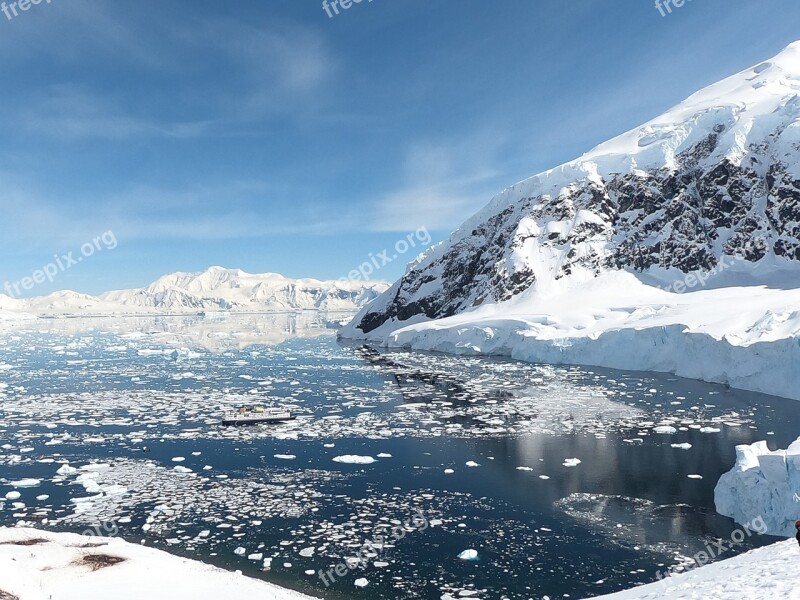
332,455,376,464
458,549,479,561
654,426,677,434
11,479,40,488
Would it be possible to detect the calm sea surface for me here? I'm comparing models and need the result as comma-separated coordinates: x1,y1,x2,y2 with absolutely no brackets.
0,314,796,599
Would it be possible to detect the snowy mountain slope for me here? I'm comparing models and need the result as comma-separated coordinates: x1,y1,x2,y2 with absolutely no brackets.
589,538,800,600
346,41,800,334
0,267,388,318
341,42,800,400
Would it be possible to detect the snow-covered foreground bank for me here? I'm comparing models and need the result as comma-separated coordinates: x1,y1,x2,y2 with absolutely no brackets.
715,437,800,537
342,270,800,401
590,539,800,600
0,527,319,600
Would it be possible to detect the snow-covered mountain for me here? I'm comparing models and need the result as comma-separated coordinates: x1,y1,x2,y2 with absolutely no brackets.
342,42,800,400
0,267,388,318
100,267,387,313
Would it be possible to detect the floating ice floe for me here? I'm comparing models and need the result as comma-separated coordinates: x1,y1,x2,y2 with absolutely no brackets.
11,479,40,488
4,491,21,500
332,455,376,464
56,464,77,476
562,459,581,467
465,461,480,468
671,443,692,449
654,426,678,434
354,578,369,587
458,549,479,561
274,455,297,460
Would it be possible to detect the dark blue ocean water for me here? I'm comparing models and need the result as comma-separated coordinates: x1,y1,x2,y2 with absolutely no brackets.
0,315,796,599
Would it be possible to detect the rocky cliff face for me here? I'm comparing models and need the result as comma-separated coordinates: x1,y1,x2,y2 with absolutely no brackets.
350,43,800,335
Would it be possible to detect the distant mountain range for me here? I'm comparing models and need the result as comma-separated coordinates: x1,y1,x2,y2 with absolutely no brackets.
0,267,389,319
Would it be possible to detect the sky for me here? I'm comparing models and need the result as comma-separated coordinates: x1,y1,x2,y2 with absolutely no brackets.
1,0,799,296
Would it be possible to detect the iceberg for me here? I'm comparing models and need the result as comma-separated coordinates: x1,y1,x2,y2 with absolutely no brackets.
714,437,800,536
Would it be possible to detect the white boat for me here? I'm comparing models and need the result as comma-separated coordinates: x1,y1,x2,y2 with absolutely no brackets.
222,406,295,426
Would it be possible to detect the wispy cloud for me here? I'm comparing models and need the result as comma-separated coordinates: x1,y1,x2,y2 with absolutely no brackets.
6,6,338,140
18,85,215,139
368,130,510,232
0,174,352,250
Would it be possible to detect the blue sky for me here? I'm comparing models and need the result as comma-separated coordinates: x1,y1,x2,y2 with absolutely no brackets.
1,0,798,296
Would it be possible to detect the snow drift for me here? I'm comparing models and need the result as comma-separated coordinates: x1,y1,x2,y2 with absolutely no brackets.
714,437,800,537
0,527,318,600
342,41,800,401
590,537,800,600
